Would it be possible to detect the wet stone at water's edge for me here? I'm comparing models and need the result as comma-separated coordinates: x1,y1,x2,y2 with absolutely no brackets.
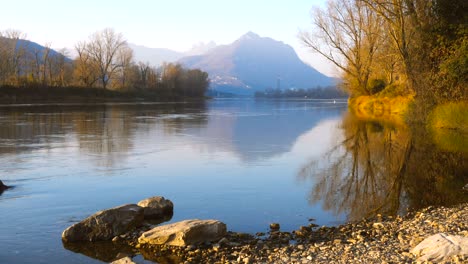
0,180,11,193
62,204,145,242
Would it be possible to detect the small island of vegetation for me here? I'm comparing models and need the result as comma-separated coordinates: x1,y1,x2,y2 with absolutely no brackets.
0,28,209,103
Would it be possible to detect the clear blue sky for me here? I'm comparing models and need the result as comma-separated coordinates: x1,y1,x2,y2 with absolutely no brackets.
0,0,336,76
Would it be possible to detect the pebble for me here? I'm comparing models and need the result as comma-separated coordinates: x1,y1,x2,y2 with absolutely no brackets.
269,223,280,230
121,204,468,264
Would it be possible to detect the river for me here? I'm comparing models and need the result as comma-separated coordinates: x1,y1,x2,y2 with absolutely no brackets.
0,99,466,263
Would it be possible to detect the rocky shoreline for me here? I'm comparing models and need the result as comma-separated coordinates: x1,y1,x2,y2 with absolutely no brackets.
62,199,467,263
130,204,467,263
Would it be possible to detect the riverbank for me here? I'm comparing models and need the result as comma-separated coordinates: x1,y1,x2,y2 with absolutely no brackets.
349,95,468,129
109,203,467,263
0,86,207,104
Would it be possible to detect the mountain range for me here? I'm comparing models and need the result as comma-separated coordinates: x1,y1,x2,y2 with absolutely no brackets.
0,37,68,62
3,32,334,96
132,32,335,95
129,41,216,67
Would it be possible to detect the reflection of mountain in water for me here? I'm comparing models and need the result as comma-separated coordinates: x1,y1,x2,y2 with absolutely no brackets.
183,100,346,162
0,100,347,165
0,103,208,167
230,104,344,162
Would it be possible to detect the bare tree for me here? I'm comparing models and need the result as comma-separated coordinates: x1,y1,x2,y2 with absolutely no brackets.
48,48,71,87
0,29,28,85
300,0,383,95
358,0,434,92
31,47,42,83
115,46,134,89
41,43,51,85
83,28,129,89
137,62,151,89
74,41,99,87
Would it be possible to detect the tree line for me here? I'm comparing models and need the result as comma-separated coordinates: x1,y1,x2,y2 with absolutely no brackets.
0,28,209,98
300,0,467,104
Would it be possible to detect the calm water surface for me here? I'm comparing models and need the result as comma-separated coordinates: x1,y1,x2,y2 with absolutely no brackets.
0,99,466,263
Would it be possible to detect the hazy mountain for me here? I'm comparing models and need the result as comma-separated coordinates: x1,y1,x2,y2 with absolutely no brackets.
179,32,334,95
129,41,216,66
184,41,217,56
129,43,184,66
0,37,70,62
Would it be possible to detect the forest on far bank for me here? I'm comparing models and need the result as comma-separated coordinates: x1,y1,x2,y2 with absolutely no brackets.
0,28,209,101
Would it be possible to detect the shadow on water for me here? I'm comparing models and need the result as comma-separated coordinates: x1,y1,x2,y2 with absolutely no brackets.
63,241,183,264
63,241,137,263
299,112,468,221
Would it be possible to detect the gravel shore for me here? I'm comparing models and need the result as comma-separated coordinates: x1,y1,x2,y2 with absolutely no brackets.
131,203,467,264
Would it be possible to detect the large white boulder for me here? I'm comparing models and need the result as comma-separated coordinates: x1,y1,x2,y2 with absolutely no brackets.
410,233,468,262
111,257,136,264
138,219,227,246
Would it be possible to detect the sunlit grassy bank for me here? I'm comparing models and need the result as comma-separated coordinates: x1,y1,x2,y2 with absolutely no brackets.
348,95,468,153
427,102,468,152
428,102,468,132
348,95,414,127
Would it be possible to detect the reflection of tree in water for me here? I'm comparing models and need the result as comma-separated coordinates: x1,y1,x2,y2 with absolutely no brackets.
0,102,208,168
0,106,77,155
404,125,467,210
74,103,208,168
75,106,135,168
299,112,467,221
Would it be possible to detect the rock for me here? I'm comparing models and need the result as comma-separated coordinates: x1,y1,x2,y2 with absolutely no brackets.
0,180,11,193
410,233,468,262
372,222,384,229
212,243,221,251
218,237,229,245
137,196,173,221
111,256,136,264
270,223,280,230
138,219,227,247
62,204,144,242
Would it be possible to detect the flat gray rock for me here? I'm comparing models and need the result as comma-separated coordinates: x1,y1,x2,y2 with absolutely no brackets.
62,204,144,242
410,233,468,262
138,219,227,247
